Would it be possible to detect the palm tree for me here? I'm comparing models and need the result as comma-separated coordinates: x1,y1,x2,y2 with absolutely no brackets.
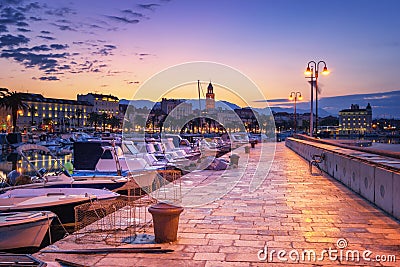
43,118,54,132
29,105,37,127
123,120,133,132
0,87,8,97
70,115,76,129
134,115,147,132
224,121,235,133
109,116,121,132
75,108,83,128
0,90,28,132
100,112,109,132
149,113,157,133
152,109,165,133
88,112,100,130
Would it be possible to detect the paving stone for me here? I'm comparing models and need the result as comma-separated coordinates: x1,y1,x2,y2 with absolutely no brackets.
183,245,220,253
206,233,240,240
193,252,226,261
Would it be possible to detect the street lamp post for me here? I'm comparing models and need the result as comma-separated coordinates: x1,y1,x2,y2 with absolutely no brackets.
305,61,329,136
289,91,302,133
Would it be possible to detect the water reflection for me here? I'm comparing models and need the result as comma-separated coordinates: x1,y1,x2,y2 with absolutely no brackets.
370,137,400,144
0,151,72,182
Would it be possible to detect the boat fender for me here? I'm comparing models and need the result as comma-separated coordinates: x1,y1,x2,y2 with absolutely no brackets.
64,161,74,174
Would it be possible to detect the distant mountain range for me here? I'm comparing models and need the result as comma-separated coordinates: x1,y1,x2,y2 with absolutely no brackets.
121,90,400,119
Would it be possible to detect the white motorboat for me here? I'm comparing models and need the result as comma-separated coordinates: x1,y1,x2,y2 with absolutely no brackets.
2,143,129,191
73,141,163,175
0,211,56,250
0,188,119,224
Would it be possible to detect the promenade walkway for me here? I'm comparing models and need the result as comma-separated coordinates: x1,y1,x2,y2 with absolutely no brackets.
37,143,399,266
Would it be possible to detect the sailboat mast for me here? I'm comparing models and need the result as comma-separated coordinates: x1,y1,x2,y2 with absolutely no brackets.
197,80,202,133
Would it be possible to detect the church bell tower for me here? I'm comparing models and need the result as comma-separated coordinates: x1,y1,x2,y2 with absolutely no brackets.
206,82,215,110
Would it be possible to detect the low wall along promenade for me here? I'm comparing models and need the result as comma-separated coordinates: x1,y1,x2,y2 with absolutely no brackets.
286,137,400,221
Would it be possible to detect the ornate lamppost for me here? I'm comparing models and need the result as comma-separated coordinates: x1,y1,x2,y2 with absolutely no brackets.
289,91,302,133
305,61,330,136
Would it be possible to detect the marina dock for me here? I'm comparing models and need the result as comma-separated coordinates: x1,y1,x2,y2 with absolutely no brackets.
35,142,399,266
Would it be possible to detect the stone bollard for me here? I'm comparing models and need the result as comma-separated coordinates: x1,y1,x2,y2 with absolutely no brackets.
250,141,256,148
229,154,240,166
148,202,184,243
244,146,250,153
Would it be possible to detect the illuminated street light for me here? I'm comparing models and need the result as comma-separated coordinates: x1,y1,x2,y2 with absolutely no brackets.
305,60,329,136
289,91,302,133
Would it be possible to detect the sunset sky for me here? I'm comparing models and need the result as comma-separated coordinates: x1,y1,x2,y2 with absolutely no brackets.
1,0,399,107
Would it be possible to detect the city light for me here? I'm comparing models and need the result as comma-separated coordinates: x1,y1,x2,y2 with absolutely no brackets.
304,67,313,76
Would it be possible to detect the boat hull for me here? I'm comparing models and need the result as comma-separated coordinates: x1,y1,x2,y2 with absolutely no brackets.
0,188,119,225
0,199,90,225
0,211,55,250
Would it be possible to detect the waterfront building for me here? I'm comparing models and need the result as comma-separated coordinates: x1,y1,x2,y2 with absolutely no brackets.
217,108,239,129
77,93,119,116
160,98,192,119
0,93,92,132
273,112,291,124
339,103,372,134
205,82,215,110
235,108,259,133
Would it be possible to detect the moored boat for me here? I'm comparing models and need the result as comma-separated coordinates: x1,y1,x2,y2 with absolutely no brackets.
0,188,119,224
0,211,56,250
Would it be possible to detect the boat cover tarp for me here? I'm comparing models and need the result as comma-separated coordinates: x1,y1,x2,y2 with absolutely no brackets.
73,141,103,170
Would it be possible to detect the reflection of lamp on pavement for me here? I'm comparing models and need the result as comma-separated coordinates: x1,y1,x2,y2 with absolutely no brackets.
289,91,302,133
304,61,330,136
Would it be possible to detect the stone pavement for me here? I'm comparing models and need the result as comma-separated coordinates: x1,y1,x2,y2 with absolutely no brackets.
37,143,400,266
